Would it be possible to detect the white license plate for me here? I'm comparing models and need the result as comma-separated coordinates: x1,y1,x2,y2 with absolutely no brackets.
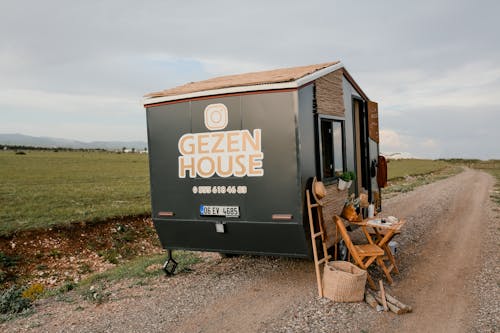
200,205,240,217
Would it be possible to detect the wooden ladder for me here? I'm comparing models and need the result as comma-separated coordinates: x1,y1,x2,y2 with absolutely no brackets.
306,189,331,297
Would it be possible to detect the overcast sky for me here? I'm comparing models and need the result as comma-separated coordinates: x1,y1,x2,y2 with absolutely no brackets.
1,0,498,159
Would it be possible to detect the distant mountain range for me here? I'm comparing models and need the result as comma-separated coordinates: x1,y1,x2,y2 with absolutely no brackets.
0,133,147,151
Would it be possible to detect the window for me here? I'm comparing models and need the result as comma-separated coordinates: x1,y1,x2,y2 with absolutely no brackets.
319,118,345,180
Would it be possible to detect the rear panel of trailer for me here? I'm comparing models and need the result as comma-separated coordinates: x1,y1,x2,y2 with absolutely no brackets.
146,91,311,257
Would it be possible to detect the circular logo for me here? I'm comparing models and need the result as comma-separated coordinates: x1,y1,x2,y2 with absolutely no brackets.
204,103,228,130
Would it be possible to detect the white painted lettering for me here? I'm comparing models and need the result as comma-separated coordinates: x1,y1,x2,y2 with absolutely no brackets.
177,129,264,178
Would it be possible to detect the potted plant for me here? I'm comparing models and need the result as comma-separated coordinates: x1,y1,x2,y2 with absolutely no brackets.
337,171,356,190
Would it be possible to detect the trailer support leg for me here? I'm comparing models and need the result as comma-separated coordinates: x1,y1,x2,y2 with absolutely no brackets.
162,250,178,276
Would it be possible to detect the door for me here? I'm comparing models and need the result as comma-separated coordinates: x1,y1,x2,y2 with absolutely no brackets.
353,98,371,198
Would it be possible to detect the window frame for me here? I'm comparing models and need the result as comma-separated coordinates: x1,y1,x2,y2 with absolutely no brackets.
317,115,346,183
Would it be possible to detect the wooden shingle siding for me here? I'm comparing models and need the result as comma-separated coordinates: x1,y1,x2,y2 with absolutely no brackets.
315,70,345,117
367,101,379,143
321,183,348,247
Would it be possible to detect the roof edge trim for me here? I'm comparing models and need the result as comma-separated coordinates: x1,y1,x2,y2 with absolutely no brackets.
295,62,344,87
143,81,298,106
143,62,345,107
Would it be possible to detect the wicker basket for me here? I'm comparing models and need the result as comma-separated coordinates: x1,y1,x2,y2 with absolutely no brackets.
322,261,367,302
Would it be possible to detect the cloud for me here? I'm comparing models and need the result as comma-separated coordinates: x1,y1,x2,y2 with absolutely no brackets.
0,120,146,142
0,89,146,142
380,129,409,152
380,106,500,159
0,89,137,115
0,0,499,158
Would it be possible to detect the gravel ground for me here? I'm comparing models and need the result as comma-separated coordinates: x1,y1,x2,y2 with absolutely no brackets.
1,169,498,332
262,169,499,333
471,198,500,332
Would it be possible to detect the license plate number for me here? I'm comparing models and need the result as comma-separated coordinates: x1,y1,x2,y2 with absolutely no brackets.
200,205,240,217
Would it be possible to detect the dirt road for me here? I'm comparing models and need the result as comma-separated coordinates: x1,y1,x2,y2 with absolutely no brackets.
2,169,498,332
373,169,497,332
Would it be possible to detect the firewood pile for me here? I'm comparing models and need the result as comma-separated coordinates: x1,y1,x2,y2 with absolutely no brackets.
364,280,412,315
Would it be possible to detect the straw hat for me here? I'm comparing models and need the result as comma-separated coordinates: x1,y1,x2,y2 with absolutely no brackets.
312,177,327,203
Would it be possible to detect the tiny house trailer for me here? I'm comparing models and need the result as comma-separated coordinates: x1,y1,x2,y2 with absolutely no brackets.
143,61,381,259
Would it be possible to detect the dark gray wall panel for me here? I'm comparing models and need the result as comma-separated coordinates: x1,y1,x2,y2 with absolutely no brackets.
146,91,309,257
241,92,301,223
147,103,194,219
297,85,316,187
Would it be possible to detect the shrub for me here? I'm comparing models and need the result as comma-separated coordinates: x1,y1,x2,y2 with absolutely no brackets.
21,283,44,301
0,252,18,268
98,249,120,264
58,281,75,294
81,284,110,304
0,286,32,314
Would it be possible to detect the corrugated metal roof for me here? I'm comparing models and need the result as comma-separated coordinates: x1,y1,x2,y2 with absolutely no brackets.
144,61,340,103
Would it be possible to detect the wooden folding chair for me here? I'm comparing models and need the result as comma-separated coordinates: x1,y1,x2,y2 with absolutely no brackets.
334,216,384,290
368,228,401,275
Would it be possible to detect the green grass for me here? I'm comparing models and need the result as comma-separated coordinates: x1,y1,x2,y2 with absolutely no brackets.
384,159,500,202
79,251,200,287
384,159,460,198
0,150,150,235
36,251,200,305
469,160,500,205
387,159,450,180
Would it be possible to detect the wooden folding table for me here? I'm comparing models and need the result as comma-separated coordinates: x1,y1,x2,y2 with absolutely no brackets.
350,218,406,284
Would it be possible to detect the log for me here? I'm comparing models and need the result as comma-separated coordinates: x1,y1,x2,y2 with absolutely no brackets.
385,293,412,313
385,299,404,315
379,280,388,312
364,292,379,309
367,290,405,315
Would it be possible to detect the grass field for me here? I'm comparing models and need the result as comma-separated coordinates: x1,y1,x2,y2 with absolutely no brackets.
0,151,150,236
385,159,500,201
384,159,460,198
387,159,450,180
469,160,500,205
1,150,495,236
